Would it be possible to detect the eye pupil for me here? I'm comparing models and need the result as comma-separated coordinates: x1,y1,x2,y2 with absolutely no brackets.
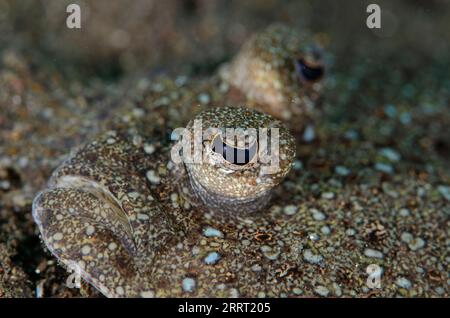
296,59,323,81
211,136,256,166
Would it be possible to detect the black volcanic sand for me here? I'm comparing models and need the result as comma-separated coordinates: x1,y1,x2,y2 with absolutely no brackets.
0,0,449,297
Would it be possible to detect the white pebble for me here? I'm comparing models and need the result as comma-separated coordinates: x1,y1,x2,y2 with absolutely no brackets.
315,286,330,297
311,208,326,221
182,277,196,293
399,208,410,217
140,290,155,298
115,286,125,295
143,143,155,155
335,166,350,176
146,170,161,184
375,163,394,174
379,148,401,162
321,192,335,200
81,245,91,255
309,233,320,241
53,233,63,241
437,185,450,201
303,125,315,143
303,249,323,264
198,93,210,104
203,227,224,238
395,277,412,289
321,226,331,235
401,232,413,243
408,237,425,251
283,205,298,216
204,252,221,265
364,248,383,259
86,225,95,236
108,242,117,251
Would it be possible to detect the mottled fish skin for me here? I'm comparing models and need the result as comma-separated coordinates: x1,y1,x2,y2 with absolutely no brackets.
32,24,323,297
33,130,178,297
220,24,325,121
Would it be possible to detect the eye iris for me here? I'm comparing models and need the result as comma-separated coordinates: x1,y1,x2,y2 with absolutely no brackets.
296,59,323,81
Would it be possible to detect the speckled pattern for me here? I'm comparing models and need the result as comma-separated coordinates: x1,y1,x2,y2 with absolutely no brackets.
1,8,449,298
31,25,318,297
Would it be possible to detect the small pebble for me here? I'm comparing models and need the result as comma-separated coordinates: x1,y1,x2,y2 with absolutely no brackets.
303,125,315,143
198,93,210,104
140,290,155,298
364,248,384,259
303,249,323,264
314,286,330,297
400,112,412,124
321,226,331,235
408,237,425,251
146,170,161,184
399,208,410,217
435,287,445,295
191,246,200,255
251,264,262,272
375,163,394,174
384,104,397,118
379,148,401,162
203,227,224,238
321,192,335,200
293,160,303,171
437,185,450,201
85,225,95,236
0,180,10,190
241,239,251,246
204,252,221,265
311,208,326,221
283,205,298,216
229,288,239,298
260,245,280,260
344,129,359,140
346,228,356,236
143,143,155,155
335,166,350,176
175,75,187,86
333,283,342,297
292,287,302,295
182,277,196,293
309,233,320,241
396,277,412,289
401,232,413,244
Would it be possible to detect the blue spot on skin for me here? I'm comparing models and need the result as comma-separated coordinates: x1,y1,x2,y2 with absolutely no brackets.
203,227,224,238
204,252,221,265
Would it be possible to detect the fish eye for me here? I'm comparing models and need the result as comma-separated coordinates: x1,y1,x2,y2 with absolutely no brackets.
295,58,324,81
211,134,258,166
